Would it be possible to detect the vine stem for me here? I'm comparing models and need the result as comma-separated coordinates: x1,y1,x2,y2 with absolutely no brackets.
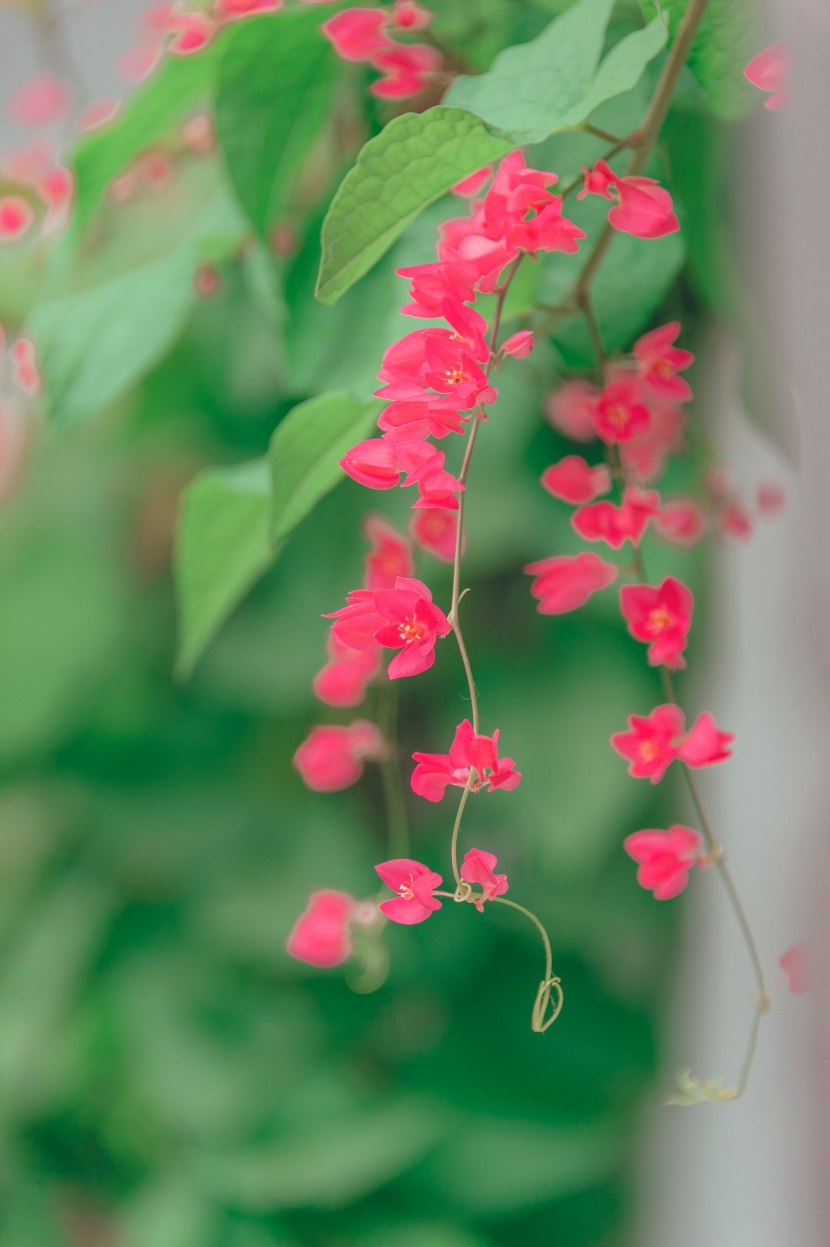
573,0,712,305
448,253,524,734
493,897,563,1032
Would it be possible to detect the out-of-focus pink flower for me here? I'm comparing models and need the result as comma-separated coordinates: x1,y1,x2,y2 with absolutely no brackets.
321,7,391,60
460,848,508,911
411,718,520,802
215,0,283,21
541,455,610,504
181,111,215,154
544,379,599,442
619,575,694,669
39,165,73,209
370,43,445,100
593,375,651,443
718,500,753,540
624,825,704,900
327,576,450,679
654,498,706,546
293,720,382,791
167,12,215,54
410,507,460,562
611,704,735,783
580,159,679,238
286,889,356,966
313,633,381,707
501,329,534,359
525,551,618,614
757,482,785,516
363,515,413,590
744,43,788,110
376,858,443,924
678,711,735,769
452,165,492,197
194,266,221,298
633,322,694,401
9,74,72,127
118,43,163,84
390,0,433,30
10,338,41,396
779,942,809,994
0,198,33,244
572,485,660,549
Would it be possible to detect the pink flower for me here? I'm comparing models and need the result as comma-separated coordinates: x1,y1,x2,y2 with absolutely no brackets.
744,43,788,110
286,889,356,967
678,711,735,768
501,330,534,359
719,500,753,540
368,43,441,98
593,375,651,443
610,703,685,782
312,633,380,707
619,399,685,483
757,482,785,516
544,379,599,442
410,507,461,562
654,498,706,546
541,455,610,504
215,0,283,21
327,576,450,678
10,338,41,396
633,322,694,402
411,718,520,802
340,438,401,489
525,552,618,614
376,858,443,924
779,942,809,995
580,160,679,238
390,0,433,31
363,515,413,590
9,74,71,127
619,576,694,669
395,440,465,511
624,825,704,900
320,7,391,59
396,260,477,318
572,485,660,549
293,720,382,792
452,166,493,198
0,198,33,244
460,848,509,911
167,12,215,54
611,704,735,782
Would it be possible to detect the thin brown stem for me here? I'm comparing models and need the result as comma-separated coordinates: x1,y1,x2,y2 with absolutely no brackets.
449,785,471,885
493,896,563,1031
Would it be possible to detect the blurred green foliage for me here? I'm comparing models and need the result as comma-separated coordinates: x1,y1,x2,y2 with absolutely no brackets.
0,0,732,1241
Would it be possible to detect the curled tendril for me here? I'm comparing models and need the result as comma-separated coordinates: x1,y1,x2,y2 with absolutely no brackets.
532,976,564,1033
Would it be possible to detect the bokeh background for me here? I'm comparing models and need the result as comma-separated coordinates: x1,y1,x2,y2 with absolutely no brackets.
0,2,823,1246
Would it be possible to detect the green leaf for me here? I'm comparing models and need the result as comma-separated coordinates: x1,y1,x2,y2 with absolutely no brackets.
72,45,221,234
268,393,381,543
196,1098,449,1209
316,107,513,305
444,0,666,145
412,1116,621,1215
174,460,272,677
641,0,761,119
216,10,338,236
29,248,199,428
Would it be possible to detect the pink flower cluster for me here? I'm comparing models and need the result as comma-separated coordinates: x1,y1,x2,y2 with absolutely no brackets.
375,848,508,923
340,152,586,531
321,2,439,99
411,718,520,801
